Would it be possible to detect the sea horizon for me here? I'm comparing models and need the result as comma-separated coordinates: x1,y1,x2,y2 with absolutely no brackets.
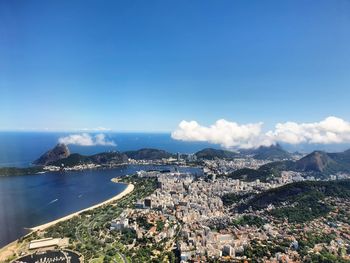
1,132,350,168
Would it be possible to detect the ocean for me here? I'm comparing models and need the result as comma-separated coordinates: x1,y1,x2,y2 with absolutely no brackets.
0,132,216,167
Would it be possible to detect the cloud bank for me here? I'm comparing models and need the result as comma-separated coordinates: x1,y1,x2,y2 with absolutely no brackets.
171,119,269,149
58,133,116,146
171,116,350,149
267,116,350,145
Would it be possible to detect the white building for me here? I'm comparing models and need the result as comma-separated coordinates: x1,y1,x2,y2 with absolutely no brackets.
110,218,129,231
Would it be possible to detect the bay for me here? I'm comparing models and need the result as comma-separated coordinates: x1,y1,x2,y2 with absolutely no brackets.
0,164,202,248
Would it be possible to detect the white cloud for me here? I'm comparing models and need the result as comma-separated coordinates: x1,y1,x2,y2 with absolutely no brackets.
171,119,270,149
267,116,350,145
171,116,350,149
58,133,116,146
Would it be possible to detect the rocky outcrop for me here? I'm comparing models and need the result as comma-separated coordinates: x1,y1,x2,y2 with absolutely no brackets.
33,143,70,166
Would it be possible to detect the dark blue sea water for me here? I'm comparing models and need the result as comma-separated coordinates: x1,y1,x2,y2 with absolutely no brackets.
0,132,216,167
0,164,201,248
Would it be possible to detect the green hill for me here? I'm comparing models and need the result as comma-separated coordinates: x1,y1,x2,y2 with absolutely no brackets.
195,148,240,160
295,151,336,172
50,152,128,167
228,168,271,182
33,143,70,165
228,161,295,182
242,144,292,160
235,180,350,223
124,148,174,160
293,149,350,174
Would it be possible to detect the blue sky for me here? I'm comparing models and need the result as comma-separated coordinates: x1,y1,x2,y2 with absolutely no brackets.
1,0,350,132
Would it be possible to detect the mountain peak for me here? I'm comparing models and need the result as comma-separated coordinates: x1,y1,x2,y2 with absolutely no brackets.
295,150,333,172
33,143,70,166
247,143,291,160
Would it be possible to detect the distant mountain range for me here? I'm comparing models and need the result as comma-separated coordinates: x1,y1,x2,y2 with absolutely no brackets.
34,146,175,167
32,142,296,167
33,143,293,168
195,144,292,161
2,143,349,179
230,148,350,182
33,143,350,174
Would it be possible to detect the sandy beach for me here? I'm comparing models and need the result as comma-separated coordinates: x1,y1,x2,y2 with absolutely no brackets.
0,180,134,261
31,182,134,232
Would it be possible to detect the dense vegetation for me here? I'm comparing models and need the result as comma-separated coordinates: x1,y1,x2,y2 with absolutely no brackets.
234,180,350,223
124,148,174,160
221,192,252,206
231,215,266,228
227,168,271,182
243,239,287,260
227,161,295,182
49,153,88,166
241,180,350,210
271,196,332,223
50,152,128,167
298,232,336,256
243,233,349,263
195,148,240,160
298,232,349,263
303,251,350,263
136,216,153,230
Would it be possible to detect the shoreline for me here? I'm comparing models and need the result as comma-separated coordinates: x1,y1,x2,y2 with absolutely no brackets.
0,162,200,177
30,182,134,231
0,180,134,260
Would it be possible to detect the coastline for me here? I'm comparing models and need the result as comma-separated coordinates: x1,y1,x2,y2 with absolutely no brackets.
30,182,134,232
0,180,134,260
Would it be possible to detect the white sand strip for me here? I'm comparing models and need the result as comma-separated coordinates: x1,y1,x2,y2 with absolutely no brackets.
30,183,134,231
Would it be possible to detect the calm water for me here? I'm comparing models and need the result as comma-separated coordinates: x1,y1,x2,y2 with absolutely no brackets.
0,164,202,248
0,132,216,167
